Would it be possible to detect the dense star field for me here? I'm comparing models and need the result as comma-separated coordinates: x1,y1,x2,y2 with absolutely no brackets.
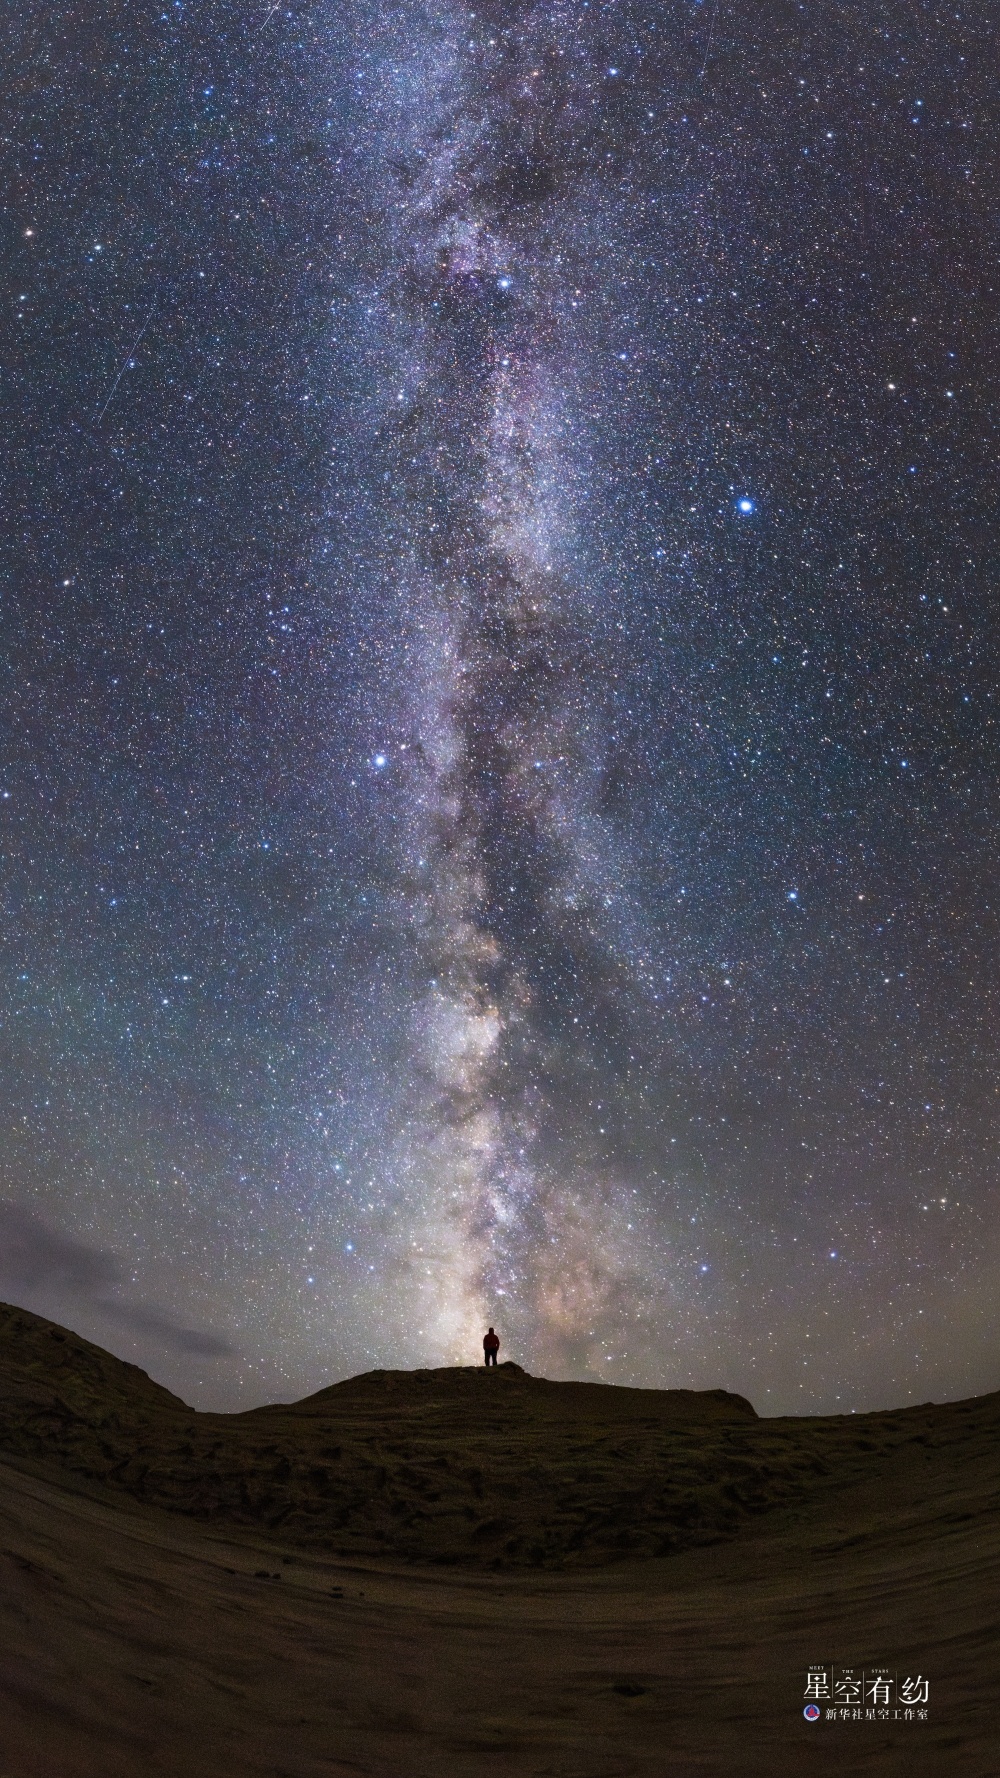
2,0,997,1414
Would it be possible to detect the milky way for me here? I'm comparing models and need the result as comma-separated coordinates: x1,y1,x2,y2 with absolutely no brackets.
2,0,998,1412
368,1,675,1368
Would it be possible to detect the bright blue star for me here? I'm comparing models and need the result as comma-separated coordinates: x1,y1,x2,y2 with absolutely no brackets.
737,497,755,515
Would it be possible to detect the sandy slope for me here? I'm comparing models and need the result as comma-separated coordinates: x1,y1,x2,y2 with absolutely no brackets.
0,1302,998,1774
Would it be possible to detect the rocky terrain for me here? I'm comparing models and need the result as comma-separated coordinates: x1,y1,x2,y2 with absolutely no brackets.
1,1300,998,1774
3,1299,997,1572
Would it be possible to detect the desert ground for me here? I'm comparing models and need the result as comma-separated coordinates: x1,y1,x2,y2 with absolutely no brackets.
0,1301,997,1775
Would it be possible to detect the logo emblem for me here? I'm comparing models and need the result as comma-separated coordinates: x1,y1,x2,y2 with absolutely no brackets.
803,1705,821,1722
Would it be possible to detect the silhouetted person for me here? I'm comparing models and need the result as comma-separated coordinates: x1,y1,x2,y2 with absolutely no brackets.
483,1327,500,1367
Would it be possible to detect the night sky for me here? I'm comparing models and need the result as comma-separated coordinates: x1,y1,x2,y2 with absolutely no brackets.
2,0,998,1414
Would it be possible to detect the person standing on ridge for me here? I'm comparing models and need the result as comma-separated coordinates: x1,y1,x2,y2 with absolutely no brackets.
483,1327,500,1367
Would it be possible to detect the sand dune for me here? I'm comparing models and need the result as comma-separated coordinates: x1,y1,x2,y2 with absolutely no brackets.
0,1301,997,1773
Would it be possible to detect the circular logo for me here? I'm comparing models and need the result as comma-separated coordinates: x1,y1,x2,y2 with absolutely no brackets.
803,1705,821,1722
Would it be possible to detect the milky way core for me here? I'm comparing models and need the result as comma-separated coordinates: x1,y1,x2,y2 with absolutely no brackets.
4,0,998,1412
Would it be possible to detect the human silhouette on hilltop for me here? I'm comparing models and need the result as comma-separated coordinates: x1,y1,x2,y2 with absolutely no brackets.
483,1327,500,1367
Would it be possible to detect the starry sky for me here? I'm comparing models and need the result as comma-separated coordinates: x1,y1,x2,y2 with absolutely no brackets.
2,0,998,1414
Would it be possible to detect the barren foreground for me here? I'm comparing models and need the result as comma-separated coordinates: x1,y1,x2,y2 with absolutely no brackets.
0,1304,997,1775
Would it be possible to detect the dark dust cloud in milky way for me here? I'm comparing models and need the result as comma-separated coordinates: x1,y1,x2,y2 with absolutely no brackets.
2,0,998,1412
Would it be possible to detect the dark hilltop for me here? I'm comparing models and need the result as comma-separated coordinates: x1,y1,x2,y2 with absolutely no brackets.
0,1298,996,1571
1,1301,998,1775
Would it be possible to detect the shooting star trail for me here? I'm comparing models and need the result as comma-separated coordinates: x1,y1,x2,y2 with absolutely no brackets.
699,0,722,79
96,305,156,424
